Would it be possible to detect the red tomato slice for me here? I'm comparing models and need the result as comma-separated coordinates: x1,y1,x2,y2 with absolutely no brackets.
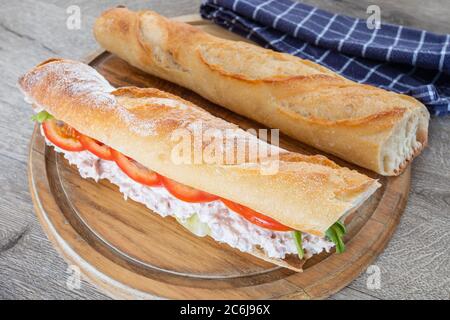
42,120,84,152
221,199,292,231
161,177,219,203
110,149,161,186
78,135,113,160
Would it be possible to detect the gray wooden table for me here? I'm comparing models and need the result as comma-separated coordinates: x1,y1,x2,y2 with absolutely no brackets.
0,0,448,300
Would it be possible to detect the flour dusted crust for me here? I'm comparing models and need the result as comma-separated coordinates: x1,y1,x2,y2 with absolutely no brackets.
93,8,430,176
19,58,380,239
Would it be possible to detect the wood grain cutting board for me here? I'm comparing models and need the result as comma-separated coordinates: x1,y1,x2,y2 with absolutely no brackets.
27,15,411,299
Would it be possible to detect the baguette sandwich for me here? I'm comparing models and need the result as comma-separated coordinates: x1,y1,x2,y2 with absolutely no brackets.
19,58,380,271
94,7,430,176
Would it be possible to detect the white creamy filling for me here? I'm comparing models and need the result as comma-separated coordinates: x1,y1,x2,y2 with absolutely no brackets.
42,129,334,259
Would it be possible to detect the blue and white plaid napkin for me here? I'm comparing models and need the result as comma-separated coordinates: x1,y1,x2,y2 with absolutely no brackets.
200,0,450,116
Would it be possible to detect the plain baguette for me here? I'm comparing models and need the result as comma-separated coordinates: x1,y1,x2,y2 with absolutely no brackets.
19,58,380,238
93,7,430,176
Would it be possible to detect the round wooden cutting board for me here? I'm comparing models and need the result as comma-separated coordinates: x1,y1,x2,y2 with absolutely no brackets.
28,15,411,299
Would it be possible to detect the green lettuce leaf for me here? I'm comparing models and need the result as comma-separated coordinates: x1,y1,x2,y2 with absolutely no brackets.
31,111,54,123
325,221,347,253
292,230,304,259
176,213,210,237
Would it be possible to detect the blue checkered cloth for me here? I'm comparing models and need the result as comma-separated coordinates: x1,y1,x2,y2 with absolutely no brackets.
200,0,450,116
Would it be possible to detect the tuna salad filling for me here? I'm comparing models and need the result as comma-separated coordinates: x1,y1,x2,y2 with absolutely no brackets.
42,129,335,260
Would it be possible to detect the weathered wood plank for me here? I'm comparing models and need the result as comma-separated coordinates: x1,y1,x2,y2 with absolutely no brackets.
0,153,110,299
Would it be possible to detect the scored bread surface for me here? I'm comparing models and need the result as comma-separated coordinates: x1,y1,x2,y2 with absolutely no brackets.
93,8,430,176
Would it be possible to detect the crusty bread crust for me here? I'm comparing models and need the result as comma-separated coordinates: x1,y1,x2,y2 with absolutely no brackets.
93,8,430,176
19,58,380,238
